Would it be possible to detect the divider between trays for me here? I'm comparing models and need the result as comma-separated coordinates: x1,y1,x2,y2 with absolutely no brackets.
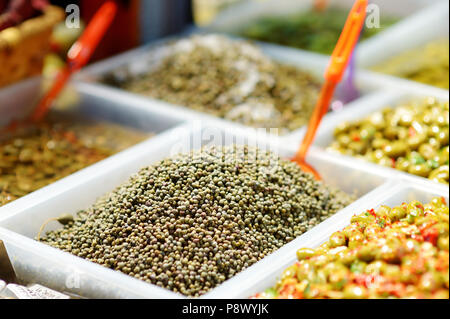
204,180,449,299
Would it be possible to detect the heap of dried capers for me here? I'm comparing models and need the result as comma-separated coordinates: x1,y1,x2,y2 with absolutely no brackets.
40,145,354,297
0,114,149,206
373,39,449,89
102,34,321,134
328,97,449,184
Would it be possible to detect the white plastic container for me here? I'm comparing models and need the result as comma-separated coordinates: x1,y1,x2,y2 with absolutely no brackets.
0,123,391,299
203,0,436,36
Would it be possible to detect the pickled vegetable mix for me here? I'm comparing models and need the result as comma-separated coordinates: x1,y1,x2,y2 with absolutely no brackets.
254,198,449,299
0,114,148,206
239,7,398,55
373,39,449,89
328,97,449,184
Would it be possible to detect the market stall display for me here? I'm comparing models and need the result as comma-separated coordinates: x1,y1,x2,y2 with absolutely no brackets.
102,34,321,134
372,39,449,89
0,0,448,302
254,198,449,299
0,113,150,206
328,97,449,184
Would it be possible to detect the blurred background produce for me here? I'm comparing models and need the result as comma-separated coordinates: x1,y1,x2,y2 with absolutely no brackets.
372,39,449,89
239,6,397,55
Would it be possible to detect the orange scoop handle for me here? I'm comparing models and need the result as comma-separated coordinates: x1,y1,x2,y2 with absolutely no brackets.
326,0,367,83
295,0,367,162
67,1,117,72
30,1,117,123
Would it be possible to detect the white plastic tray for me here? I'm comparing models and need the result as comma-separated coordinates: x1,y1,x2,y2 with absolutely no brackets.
205,180,449,298
0,123,392,299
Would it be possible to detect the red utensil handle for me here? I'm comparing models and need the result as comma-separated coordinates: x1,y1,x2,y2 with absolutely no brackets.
294,0,367,163
326,0,367,83
67,1,117,71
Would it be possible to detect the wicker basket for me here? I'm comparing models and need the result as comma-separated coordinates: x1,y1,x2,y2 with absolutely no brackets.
0,5,64,89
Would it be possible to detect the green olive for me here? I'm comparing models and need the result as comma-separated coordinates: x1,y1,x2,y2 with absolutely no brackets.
388,206,406,221
408,133,427,150
419,143,438,160
281,264,298,280
436,130,449,145
365,260,386,275
408,163,432,177
334,122,351,135
337,134,352,147
437,236,449,250
370,138,387,150
429,166,449,183
396,157,410,172
351,213,375,225
383,141,407,157
348,234,364,249
357,244,377,262
329,232,346,248
348,141,366,154
296,248,316,261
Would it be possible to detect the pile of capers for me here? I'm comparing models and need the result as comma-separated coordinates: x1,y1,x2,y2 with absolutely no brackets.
328,97,449,184
102,34,321,134
40,145,353,297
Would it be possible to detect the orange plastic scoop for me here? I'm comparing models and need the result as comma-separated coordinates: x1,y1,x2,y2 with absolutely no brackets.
30,1,117,122
292,0,368,180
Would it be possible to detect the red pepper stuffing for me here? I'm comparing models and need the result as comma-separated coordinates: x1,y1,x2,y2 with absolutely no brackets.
421,227,439,246
390,158,396,168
